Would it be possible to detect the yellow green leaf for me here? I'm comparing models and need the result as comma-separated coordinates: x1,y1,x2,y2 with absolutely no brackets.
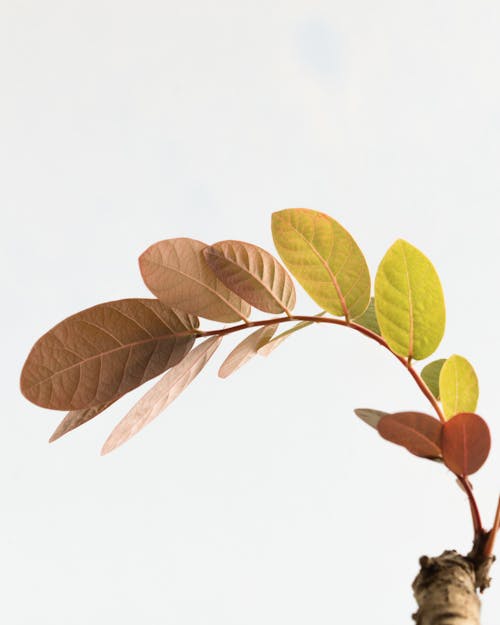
421,359,446,400
439,354,479,420
374,240,445,360
271,209,370,320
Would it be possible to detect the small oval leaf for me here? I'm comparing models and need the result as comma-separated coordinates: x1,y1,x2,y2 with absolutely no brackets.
439,355,479,420
377,411,442,458
271,209,371,319
375,240,446,360
101,336,222,454
219,324,278,378
353,298,380,335
421,359,446,400
140,238,251,323
49,400,117,442
203,240,296,314
441,412,490,476
258,312,326,357
20,299,198,410
354,408,388,430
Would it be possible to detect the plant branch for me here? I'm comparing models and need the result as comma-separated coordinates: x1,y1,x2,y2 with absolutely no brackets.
198,312,481,541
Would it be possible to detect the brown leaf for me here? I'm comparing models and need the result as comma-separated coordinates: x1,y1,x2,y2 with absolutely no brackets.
20,299,198,410
441,412,491,476
219,324,278,379
140,238,251,322
203,240,296,314
101,336,222,454
49,400,116,442
377,412,442,458
354,408,389,430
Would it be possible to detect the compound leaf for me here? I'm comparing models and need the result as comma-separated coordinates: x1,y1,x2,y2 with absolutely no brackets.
441,412,490,476
374,240,445,360
20,299,198,410
439,354,479,420
140,238,251,323
271,209,370,319
101,336,222,454
203,240,296,314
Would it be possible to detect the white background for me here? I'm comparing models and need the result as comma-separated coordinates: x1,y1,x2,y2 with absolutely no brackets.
2,2,500,623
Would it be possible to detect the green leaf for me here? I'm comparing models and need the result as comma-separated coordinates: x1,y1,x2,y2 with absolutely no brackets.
374,240,445,360
271,209,370,320
353,298,380,335
439,355,479,420
203,240,296,315
421,359,446,400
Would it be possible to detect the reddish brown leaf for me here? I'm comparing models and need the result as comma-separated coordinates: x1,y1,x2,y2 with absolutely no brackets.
441,412,491,476
203,240,296,314
139,238,251,322
49,400,117,442
21,299,198,410
377,412,442,458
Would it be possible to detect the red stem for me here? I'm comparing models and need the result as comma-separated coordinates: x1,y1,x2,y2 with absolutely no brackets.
198,313,480,538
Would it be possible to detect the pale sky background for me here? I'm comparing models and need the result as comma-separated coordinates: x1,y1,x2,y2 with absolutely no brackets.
2,2,500,623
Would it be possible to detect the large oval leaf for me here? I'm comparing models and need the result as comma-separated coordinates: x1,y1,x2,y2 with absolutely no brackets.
377,412,442,458
421,359,446,400
140,238,251,323
374,240,445,360
219,324,278,378
101,336,222,455
20,299,198,410
439,355,479,420
203,240,296,314
441,412,490,476
49,400,116,442
271,209,370,319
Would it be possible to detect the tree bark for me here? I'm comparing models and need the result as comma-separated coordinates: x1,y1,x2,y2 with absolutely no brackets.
412,550,494,625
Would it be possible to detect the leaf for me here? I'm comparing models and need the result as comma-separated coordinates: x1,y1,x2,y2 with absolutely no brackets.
140,238,251,323
101,336,222,455
374,239,445,360
441,412,490,476
203,240,296,314
49,400,116,442
377,412,442,458
257,311,326,357
271,209,371,320
219,325,278,378
421,359,446,400
439,354,479,420
353,298,380,335
354,408,388,429
20,299,198,410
